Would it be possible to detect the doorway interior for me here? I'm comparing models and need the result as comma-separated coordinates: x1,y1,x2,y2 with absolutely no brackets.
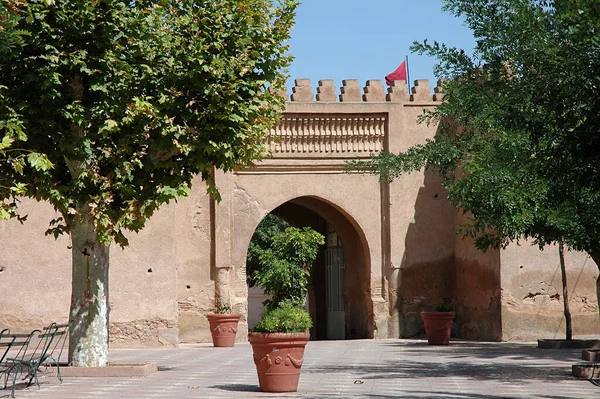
246,196,373,340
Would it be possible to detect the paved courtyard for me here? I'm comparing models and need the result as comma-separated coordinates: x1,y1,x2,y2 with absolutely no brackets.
4,339,600,399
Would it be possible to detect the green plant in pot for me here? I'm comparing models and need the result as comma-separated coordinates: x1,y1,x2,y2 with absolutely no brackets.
207,302,241,347
248,225,324,393
421,299,455,345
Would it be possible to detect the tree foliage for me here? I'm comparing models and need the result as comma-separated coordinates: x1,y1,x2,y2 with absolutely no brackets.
252,301,313,333
354,0,600,264
0,0,298,366
246,213,290,286
250,222,324,311
247,214,323,333
0,0,298,246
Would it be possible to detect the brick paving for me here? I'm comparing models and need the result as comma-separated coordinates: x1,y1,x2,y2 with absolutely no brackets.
4,339,600,399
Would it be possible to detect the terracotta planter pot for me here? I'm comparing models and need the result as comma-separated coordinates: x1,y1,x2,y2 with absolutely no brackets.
248,332,309,392
421,311,455,345
207,313,241,347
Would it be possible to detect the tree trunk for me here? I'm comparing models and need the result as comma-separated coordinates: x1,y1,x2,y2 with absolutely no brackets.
558,242,572,341
590,250,600,321
68,216,110,367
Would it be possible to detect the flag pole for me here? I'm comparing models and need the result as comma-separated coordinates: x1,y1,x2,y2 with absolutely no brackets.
406,55,411,94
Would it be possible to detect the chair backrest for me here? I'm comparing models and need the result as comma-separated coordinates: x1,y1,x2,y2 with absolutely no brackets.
33,323,69,366
4,330,40,364
40,323,69,366
0,328,14,364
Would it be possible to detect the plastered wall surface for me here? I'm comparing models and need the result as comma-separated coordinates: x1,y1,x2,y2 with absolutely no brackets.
0,199,179,347
0,200,71,330
1,78,598,346
501,242,599,341
454,212,502,341
173,177,214,344
389,170,457,339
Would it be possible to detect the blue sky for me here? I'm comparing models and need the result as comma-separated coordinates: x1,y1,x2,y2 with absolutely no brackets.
286,0,476,93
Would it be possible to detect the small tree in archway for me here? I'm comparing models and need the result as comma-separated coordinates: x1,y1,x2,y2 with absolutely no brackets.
252,226,324,310
251,224,324,332
246,214,290,288
246,213,325,332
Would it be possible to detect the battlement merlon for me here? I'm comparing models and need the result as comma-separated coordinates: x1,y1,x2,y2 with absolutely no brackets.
283,78,444,104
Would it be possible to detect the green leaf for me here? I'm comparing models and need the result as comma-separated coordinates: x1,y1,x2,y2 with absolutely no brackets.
0,207,12,220
0,135,14,150
27,152,53,171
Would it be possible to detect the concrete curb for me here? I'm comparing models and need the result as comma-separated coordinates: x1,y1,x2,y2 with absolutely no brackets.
537,339,600,349
45,363,157,378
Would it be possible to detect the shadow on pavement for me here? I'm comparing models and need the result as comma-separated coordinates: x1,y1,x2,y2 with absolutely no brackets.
386,392,586,399
209,383,261,392
304,359,574,385
382,340,584,362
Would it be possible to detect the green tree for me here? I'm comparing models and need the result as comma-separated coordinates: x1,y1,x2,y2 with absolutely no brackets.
251,225,324,310
246,213,290,287
353,0,600,323
246,215,324,333
0,0,298,366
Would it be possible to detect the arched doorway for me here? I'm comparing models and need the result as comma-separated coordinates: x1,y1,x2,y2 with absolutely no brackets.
246,196,373,339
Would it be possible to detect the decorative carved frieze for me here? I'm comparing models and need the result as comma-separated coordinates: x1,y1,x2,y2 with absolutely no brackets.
265,113,387,158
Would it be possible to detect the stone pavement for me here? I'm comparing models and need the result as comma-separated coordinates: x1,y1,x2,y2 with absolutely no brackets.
4,339,600,399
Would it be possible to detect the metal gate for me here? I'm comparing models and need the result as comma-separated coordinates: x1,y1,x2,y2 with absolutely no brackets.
326,247,345,339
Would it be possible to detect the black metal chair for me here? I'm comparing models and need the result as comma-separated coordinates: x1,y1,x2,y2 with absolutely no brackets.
2,322,69,398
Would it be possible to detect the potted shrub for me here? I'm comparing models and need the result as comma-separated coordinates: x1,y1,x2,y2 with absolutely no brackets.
421,300,455,345
207,303,241,347
248,226,324,392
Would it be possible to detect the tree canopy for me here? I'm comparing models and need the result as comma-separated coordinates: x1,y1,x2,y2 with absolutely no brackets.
0,0,298,367
252,223,324,310
0,0,297,245
357,0,600,260
247,213,324,309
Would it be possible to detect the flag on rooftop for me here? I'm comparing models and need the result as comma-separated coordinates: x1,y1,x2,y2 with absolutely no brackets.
385,61,407,86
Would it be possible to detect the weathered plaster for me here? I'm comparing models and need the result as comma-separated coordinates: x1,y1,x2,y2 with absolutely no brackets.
500,242,599,341
110,318,178,348
1,78,598,346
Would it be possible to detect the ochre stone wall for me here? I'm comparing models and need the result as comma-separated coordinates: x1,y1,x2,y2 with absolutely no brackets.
0,198,180,347
454,212,502,341
0,78,598,346
0,200,71,330
173,178,215,344
501,243,599,341
388,170,457,339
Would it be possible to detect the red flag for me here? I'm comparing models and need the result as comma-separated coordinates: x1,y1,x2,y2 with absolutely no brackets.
385,61,407,86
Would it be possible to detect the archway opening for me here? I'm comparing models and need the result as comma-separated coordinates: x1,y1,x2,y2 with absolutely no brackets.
246,196,373,340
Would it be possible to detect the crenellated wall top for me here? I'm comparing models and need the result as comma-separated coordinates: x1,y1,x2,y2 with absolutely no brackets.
283,78,445,103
